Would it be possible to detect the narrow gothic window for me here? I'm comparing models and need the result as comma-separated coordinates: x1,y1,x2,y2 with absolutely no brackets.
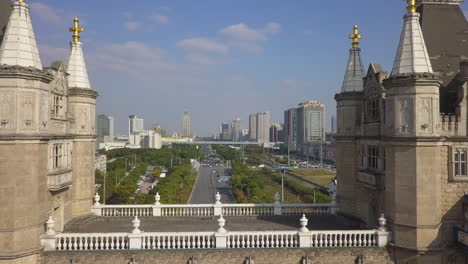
454,148,467,177
367,145,379,170
366,99,379,122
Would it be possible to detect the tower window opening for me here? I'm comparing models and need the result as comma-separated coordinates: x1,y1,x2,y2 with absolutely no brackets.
454,148,467,177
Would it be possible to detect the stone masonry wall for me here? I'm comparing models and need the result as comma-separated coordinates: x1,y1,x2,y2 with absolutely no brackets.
43,248,393,264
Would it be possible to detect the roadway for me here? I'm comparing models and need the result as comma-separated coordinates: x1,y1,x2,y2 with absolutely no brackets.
188,145,236,204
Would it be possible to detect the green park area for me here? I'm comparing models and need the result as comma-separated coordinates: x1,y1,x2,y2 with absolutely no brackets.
289,169,336,187
95,145,202,205
213,145,332,204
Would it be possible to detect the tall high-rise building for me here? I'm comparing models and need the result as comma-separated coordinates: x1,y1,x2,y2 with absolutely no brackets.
231,118,242,141
129,115,144,134
284,108,298,152
248,114,257,141
256,112,271,144
97,115,114,147
220,123,231,141
297,101,325,151
181,112,191,138
270,123,283,143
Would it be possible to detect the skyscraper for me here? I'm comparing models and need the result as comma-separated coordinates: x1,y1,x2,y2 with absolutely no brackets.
97,114,114,145
129,115,144,134
284,108,298,152
181,112,191,138
256,112,271,144
231,118,242,141
297,101,325,152
249,114,257,141
220,122,231,141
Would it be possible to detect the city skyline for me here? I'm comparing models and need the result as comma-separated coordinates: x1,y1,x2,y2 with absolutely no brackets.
25,1,468,136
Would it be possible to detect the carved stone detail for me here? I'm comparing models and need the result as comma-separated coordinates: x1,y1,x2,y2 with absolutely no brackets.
418,97,433,134
396,98,413,135
386,99,394,131
0,93,14,129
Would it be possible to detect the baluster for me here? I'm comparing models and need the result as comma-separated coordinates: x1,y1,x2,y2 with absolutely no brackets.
357,234,362,247
372,233,377,246
201,235,206,248
352,234,357,247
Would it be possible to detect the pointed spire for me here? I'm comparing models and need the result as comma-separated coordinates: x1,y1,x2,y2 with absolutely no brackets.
67,17,91,89
340,25,365,93
0,0,42,69
391,0,433,76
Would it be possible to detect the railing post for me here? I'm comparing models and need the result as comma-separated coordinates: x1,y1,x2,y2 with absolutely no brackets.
40,216,57,251
274,192,282,216
215,215,228,248
128,216,143,250
90,193,102,216
214,192,222,216
376,214,390,247
152,193,162,216
298,214,311,248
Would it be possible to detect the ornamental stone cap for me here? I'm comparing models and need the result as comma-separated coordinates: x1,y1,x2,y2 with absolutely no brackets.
391,12,433,76
67,38,91,89
0,0,42,69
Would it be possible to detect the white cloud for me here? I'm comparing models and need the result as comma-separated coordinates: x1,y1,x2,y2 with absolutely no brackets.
177,38,229,54
219,22,282,52
124,21,141,32
186,53,217,65
150,14,169,25
30,2,62,25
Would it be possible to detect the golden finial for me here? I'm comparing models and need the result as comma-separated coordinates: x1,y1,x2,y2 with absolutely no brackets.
348,25,362,48
17,0,25,3
69,17,84,42
406,0,417,13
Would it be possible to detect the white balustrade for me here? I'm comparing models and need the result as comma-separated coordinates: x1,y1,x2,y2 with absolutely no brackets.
161,205,214,216
307,231,378,247
141,232,215,249
55,233,129,251
101,205,153,217
281,204,333,216
226,231,298,248
222,204,275,216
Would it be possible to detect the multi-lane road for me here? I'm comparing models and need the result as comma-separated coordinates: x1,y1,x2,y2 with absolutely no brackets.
188,146,236,204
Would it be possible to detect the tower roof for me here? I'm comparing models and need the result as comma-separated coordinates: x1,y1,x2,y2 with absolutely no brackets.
391,0,433,76
340,25,365,93
0,0,42,69
67,17,91,89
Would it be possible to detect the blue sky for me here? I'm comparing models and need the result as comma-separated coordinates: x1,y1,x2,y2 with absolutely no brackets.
28,0,468,136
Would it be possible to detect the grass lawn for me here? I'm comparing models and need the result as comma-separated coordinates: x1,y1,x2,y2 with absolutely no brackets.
256,173,303,203
290,169,336,187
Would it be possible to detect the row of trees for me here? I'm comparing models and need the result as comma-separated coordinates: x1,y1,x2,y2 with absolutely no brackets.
95,145,203,204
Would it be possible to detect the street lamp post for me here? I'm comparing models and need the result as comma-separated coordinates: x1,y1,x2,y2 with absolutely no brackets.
282,169,285,203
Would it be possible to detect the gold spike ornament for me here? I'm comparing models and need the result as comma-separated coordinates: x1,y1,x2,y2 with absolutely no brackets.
406,0,417,13
69,17,84,42
348,25,362,48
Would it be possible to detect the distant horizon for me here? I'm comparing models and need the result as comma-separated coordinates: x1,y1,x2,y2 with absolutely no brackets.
19,0,467,136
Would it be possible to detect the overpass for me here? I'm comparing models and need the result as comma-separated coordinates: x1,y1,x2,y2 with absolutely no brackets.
162,140,262,146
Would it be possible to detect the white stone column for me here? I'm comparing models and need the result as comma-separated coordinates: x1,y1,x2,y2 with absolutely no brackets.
41,216,57,251
376,214,391,247
274,192,282,216
128,216,143,250
215,215,228,248
90,193,102,216
152,193,162,216
298,214,311,248
213,192,222,216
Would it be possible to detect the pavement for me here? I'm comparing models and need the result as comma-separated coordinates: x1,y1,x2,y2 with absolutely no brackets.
188,166,236,204
64,215,360,233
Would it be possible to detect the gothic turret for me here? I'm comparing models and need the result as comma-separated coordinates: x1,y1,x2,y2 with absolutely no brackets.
391,0,432,76
67,17,91,89
0,0,42,69
65,17,98,218
341,25,365,93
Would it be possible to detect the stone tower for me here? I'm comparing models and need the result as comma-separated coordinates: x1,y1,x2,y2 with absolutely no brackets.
0,1,97,263
67,17,98,218
335,0,468,262
335,25,365,217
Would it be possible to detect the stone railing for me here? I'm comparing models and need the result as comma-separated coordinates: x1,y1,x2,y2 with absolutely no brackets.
440,114,460,136
91,192,338,217
41,214,391,252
